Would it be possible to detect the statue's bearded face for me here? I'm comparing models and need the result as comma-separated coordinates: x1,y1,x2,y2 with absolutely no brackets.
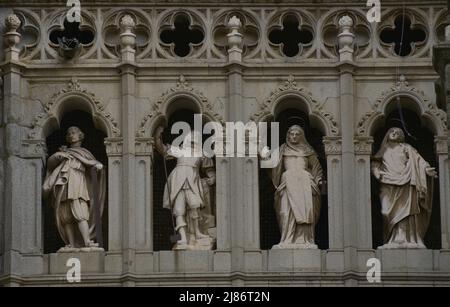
288,128,303,144
388,128,404,143
66,127,84,144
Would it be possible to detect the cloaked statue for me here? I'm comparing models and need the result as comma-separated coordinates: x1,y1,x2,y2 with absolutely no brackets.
43,126,105,252
261,125,324,249
371,127,437,249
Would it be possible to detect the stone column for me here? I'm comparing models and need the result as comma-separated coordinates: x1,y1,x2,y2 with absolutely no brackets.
224,16,251,283
354,137,374,249
135,137,153,250
433,25,450,119
1,14,27,284
17,140,47,276
337,15,358,281
323,137,343,250
104,138,123,252
436,137,450,249
118,14,137,281
433,25,450,251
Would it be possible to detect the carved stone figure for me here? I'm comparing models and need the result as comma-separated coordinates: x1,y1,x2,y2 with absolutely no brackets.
43,127,105,252
261,125,323,249
371,127,437,249
154,127,216,250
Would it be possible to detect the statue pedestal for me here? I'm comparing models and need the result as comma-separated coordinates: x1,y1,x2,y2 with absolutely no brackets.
272,243,318,250
173,236,216,251
57,243,105,253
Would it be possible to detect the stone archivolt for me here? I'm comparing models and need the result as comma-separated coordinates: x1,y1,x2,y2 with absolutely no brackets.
28,78,121,140
357,76,448,137
251,75,339,136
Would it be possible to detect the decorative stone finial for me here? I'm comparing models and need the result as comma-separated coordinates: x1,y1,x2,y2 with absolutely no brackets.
119,14,136,61
338,15,353,29
5,14,21,32
337,15,355,62
3,13,22,60
120,14,136,32
3,14,22,49
227,16,243,62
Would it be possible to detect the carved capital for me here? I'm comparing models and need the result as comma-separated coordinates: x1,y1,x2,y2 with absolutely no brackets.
21,139,47,158
435,136,449,155
105,138,123,156
323,137,342,155
135,137,154,155
354,137,374,155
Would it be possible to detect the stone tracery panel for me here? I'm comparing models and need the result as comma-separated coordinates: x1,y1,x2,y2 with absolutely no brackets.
212,9,260,61
102,9,151,59
321,9,371,60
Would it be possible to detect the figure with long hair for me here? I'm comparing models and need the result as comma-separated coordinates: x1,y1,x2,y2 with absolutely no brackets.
371,127,437,249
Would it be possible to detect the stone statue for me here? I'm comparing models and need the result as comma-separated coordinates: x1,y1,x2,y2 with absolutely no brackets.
261,125,323,249
43,126,105,252
154,127,216,250
371,127,437,249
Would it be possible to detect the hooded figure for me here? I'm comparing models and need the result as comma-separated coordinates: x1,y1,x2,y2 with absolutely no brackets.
264,125,323,249
371,127,436,249
43,126,105,252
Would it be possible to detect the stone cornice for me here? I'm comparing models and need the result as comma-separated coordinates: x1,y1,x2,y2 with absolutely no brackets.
0,0,445,6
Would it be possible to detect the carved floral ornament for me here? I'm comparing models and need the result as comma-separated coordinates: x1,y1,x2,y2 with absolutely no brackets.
28,78,121,141
356,75,448,137
250,75,339,136
136,75,224,138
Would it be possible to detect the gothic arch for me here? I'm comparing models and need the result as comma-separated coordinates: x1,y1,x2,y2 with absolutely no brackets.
357,76,448,138
27,78,121,141
250,75,339,136
136,75,224,138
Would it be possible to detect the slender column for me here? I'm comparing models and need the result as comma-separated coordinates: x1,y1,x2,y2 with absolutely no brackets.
354,137,374,249
118,15,137,280
1,14,26,284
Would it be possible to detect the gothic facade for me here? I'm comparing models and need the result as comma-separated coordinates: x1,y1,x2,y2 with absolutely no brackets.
1,0,450,286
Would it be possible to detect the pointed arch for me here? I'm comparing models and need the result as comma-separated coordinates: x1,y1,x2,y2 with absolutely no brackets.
357,76,448,137
136,75,224,138
250,75,339,136
27,78,121,141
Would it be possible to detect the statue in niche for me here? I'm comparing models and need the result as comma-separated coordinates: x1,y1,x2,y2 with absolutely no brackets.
371,127,437,249
43,126,105,252
261,125,324,249
154,127,216,250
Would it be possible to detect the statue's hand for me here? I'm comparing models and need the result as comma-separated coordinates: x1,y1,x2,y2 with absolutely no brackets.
372,168,381,180
260,146,271,159
426,167,438,178
56,152,70,160
206,177,216,186
95,163,103,171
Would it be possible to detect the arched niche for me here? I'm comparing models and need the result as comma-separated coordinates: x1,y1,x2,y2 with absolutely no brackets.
258,97,329,250
43,109,109,253
152,98,217,251
370,97,442,249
